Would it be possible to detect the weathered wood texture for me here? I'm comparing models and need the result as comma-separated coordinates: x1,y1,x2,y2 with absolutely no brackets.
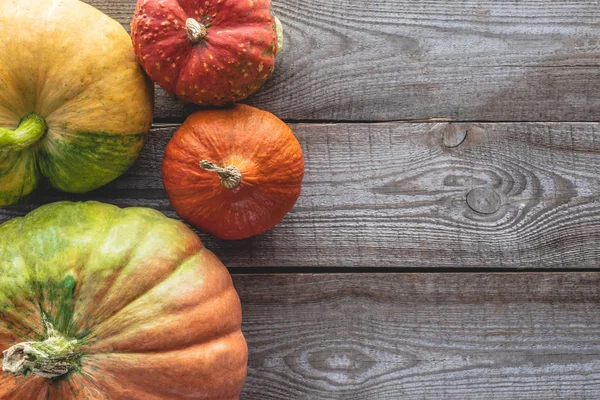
87,0,600,122
2,122,598,269
235,272,600,399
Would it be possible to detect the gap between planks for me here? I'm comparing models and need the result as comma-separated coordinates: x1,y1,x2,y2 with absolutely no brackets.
151,120,600,128
227,267,600,275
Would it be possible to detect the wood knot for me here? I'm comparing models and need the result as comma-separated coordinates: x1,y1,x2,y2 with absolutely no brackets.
466,188,501,214
443,125,468,148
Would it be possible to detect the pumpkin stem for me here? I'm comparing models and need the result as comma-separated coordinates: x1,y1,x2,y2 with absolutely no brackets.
0,113,48,152
200,160,243,190
274,16,283,56
2,318,80,379
186,18,207,43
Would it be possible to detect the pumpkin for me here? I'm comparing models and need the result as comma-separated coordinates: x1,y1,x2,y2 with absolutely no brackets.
0,0,153,207
162,104,304,240
131,0,282,106
0,201,247,399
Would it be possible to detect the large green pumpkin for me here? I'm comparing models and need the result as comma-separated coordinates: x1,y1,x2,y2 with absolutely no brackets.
0,0,153,207
0,201,247,399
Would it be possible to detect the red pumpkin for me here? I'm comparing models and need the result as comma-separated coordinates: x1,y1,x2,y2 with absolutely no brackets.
131,0,282,106
162,104,304,240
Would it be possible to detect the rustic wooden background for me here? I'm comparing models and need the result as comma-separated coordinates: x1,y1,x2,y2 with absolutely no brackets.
2,0,600,398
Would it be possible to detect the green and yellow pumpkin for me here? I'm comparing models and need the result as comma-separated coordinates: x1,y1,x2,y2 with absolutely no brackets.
0,201,247,399
0,0,153,207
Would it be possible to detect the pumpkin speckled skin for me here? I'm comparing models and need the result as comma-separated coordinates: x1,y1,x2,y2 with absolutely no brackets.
131,0,280,106
0,0,153,207
162,104,304,240
0,202,247,399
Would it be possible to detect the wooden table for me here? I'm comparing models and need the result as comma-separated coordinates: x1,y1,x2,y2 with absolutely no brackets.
2,0,600,398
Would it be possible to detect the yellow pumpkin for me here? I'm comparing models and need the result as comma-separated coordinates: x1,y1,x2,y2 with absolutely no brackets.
0,0,153,206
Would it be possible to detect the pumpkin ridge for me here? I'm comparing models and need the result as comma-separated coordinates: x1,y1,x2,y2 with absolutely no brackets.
172,50,197,99
3,376,48,399
79,373,173,400
80,249,239,354
81,247,209,345
24,204,122,339
0,217,45,340
39,64,128,122
29,13,145,127
207,1,273,28
65,205,126,339
81,331,246,398
48,372,105,400
72,226,158,338
0,151,39,207
85,313,242,356
75,365,197,400
71,210,200,338
0,307,41,343
3,218,47,340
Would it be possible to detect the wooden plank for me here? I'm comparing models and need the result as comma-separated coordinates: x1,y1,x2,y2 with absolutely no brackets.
2,122,599,269
86,0,600,122
234,272,600,399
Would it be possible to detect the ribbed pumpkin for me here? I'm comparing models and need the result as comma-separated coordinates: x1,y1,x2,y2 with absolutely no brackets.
0,0,153,207
131,0,282,106
162,104,304,240
0,201,247,399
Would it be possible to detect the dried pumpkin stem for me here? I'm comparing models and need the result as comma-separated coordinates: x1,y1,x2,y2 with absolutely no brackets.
2,318,80,379
186,18,207,43
274,16,283,56
200,160,242,190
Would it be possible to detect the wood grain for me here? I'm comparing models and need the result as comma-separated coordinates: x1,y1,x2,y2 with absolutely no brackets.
86,0,600,122
2,122,598,270
235,272,600,399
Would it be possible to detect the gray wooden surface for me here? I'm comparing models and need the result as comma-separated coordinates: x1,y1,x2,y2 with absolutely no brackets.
3,122,599,269
1,0,599,398
235,273,600,399
88,0,600,122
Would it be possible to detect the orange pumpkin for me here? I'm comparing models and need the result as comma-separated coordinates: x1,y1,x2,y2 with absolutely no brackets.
0,201,247,399
162,104,304,240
